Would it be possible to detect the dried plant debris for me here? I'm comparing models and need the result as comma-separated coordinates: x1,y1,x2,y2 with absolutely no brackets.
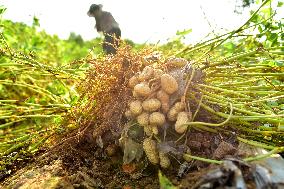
121,137,144,164
192,160,247,189
191,156,284,189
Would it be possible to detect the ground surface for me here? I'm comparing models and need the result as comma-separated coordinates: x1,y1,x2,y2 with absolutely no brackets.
1,126,241,189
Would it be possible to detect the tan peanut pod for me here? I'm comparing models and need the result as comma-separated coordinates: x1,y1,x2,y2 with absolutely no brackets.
153,69,164,79
129,100,143,116
132,90,139,98
166,57,188,68
143,138,159,165
167,108,179,121
152,125,159,135
137,112,149,126
175,111,189,134
138,66,154,82
159,152,171,169
149,112,165,126
156,90,170,113
134,82,151,97
124,109,133,119
142,98,161,112
160,74,178,94
128,75,140,88
144,125,153,136
167,102,185,121
174,102,186,111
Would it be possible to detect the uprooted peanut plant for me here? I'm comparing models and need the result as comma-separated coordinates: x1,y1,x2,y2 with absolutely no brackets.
0,0,284,187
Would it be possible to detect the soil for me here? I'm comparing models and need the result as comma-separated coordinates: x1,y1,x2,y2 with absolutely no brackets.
1,125,241,189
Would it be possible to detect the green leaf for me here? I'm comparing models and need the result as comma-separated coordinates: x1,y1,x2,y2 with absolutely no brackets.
159,171,177,189
69,96,79,106
224,42,236,52
277,1,284,7
258,25,263,33
0,6,7,15
176,29,192,36
267,101,278,107
32,16,40,27
275,61,284,67
268,33,278,41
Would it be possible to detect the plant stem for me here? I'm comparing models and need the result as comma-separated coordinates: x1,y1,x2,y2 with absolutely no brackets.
237,137,275,150
185,103,233,127
183,153,223,164
244,147,284,162
0,114,61,119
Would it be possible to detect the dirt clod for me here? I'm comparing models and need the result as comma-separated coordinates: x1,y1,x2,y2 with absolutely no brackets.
213,141,237,160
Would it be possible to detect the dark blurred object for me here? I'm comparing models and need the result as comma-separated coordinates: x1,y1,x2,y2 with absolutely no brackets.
240,0,255,7
234,0,255,14
87,4,121,55
192,156,284,189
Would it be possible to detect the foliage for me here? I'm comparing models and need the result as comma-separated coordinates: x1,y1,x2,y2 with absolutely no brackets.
0,7,106,176
158,171,177,189
1,19,103,64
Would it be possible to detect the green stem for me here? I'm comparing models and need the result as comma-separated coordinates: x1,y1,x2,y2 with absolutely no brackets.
244,147,284,162
233,114,284,119
203,46,284,69
209,73,284,77
183,153,223,164
200,90,241,104
198,84,251,98
215,79,260,87
204,99,284,124
185,103,233,127
248,94,284,104
0,80,57,101
21,107,64,113
232,125,283,134
0,119,26,129
221,85,284,90
1,138,31,156
1,135,30,144
0,114,61,119
237,136,275,150
192,95,203,121
0,63,24,67
27,135,50,153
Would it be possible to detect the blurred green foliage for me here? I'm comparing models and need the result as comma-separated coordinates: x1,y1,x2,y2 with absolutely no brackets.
1,19,103,65
158,171,177,189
